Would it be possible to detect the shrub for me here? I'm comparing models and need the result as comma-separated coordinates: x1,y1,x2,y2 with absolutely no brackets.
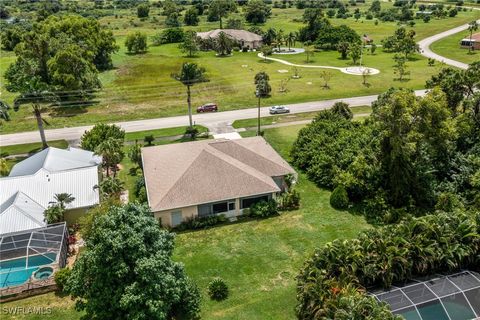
137,3,149,18
279,189,301,211
151,28,184,45
249,199,278,217
54,268,72,292
144,135,155,146
330,185,349,209
125,32,148,54
208,278,229,301
185,126,199,140
175,214,227,231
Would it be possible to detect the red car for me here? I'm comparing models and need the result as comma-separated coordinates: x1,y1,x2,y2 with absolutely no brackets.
197,103,218,113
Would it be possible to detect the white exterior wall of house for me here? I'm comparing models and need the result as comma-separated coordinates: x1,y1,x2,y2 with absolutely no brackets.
154,192,277,227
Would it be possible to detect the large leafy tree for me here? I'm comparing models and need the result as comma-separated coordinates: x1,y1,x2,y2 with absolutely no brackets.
4,15,116,104
81,123,125,151
66,203,201,320
171,63,208,129
244,0,272,24
208,0,237,29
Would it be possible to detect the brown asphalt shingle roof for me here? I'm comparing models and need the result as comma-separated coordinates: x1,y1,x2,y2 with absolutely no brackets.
196,29,263,42
142,137,295,212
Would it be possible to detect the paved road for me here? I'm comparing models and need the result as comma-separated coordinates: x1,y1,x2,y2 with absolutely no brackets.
418,17,480,69
0,90,427,146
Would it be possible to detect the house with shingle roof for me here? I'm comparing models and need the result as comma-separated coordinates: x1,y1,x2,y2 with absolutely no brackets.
196,29,263,49
141,137,296,227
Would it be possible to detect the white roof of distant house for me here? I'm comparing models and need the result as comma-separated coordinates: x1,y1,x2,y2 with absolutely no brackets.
142,137,295,212
9,147,101,177
196,29,263,42
0,147,102,235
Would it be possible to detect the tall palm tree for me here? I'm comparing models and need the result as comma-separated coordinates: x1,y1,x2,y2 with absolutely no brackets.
214,31,233,56
467,20,478,53
254,72,271,136
95,138,124,177
287,32,296,50
172,63,208,129
13,82,57,149
275,29,284,51
54,193,75,210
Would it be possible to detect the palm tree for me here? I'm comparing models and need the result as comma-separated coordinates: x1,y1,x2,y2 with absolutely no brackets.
304,45,315,63
172,63,208,129
13,82,57,149
95,138,124,177
214,31,233,56
254,72,271,136
275,29,284,51
54,193,75,210
467,20,478,53
287,32,296,51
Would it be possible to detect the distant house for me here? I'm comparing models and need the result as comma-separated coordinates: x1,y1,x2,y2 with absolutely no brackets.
0,147,102,234
362,34,373,44
142,137,296,227
460,33,480,50
196,29,263,49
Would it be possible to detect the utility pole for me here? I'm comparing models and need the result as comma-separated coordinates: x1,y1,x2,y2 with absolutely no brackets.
256,89,261,136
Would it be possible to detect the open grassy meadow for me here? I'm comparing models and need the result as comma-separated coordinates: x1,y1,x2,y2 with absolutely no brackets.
430,28,480,64
0,124,371,320
1,4,479,134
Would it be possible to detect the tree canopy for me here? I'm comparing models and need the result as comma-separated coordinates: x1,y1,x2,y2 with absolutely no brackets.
66,203,201,320
4,15,117,100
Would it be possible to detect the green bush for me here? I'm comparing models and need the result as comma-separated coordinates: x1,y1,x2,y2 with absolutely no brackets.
185,126,199,140
249,199,278,217
144,135,154,146
125,32,148,54
174,214,227,231
54,268,72,292
279,189,300,211
208,278,229,301
151,28,184,45
330,185,349,209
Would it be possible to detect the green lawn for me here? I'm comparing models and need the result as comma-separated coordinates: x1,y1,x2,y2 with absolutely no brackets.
430,29,480,65
0,140,68,157
232,105,372,128
124,125,208,142
1,6,478,134
0,124,370,320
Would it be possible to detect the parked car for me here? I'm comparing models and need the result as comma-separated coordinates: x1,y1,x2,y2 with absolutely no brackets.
269,105,290,114
197,103,218,113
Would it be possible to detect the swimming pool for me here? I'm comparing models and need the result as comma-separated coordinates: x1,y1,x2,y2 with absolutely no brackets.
0,253,57,288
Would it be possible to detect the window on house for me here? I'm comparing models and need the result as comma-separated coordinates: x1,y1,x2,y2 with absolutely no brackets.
240,194,270,209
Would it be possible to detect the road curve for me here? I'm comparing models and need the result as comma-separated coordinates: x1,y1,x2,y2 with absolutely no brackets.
418,17,480,69
0,90,427,147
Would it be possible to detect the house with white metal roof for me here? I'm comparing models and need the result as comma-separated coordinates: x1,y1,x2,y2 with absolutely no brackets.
0,147,102,235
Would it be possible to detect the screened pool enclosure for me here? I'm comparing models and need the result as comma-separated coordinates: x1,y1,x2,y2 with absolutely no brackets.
371,271,480,320
0,223,68,289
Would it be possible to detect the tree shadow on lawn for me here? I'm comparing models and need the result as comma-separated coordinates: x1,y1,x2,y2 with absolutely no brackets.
49,99,99,117
257,59,275,64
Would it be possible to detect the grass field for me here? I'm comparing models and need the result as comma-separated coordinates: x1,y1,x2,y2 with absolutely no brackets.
0,124,371,320
0,140,68,157
0,6,478,134
430,29,480,64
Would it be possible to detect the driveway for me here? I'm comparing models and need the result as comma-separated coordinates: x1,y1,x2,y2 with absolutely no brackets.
418,16,480,69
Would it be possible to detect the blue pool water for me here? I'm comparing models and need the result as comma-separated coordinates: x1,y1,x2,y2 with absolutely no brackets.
0,253,57,288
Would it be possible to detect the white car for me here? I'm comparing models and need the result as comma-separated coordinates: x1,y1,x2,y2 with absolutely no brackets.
269,106,290,114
